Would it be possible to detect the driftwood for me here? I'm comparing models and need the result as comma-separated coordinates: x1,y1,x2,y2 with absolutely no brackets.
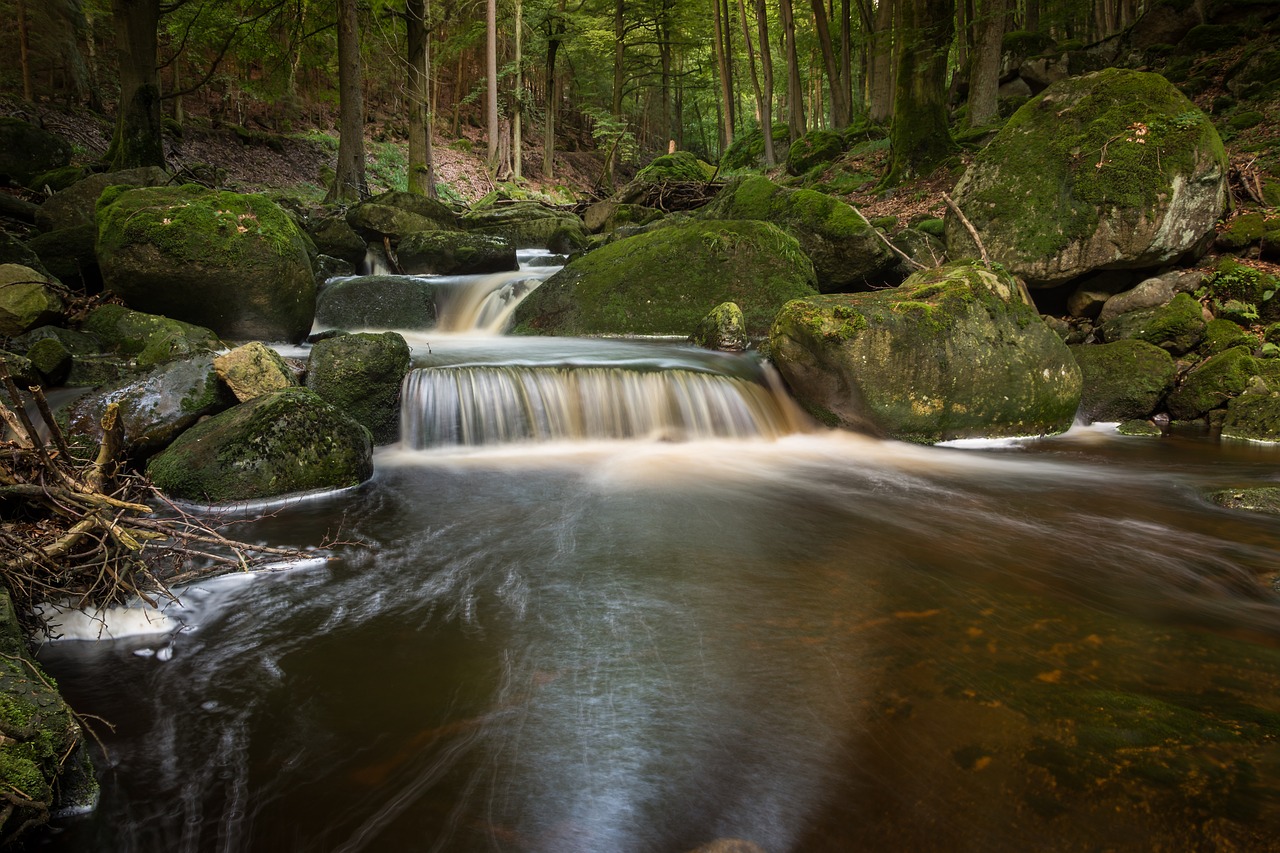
0,357,347,635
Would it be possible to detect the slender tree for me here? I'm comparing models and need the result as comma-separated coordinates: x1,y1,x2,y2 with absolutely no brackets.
810,0,849,128
967,0,1005,128
327,0,368,201
779,0,805,138
486,0,499,166
755,0,776,163
406,0,437,196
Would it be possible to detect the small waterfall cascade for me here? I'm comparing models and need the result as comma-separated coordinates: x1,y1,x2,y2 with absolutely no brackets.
401,364,803,448
433,271,542,334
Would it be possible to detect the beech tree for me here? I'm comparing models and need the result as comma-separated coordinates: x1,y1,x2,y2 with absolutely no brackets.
885,0,957,184
405,0,437,196
107,0,165,170
328,0,368,201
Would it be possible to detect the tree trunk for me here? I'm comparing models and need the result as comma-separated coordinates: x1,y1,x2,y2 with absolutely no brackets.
407,0,437,197
327,0,367,202
543,0,565,179
738,0,765,127
713,0,734,150
17,0,33,101
810,0,849,128
885,0,957,185
755,0,776,163
967,0,1004,128
486,0,500,167
779,0,805,138
613,0,625,118
107,0,165,170
867,0,894,123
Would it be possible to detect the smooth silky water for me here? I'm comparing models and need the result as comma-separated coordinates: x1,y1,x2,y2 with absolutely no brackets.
27,253,1280,852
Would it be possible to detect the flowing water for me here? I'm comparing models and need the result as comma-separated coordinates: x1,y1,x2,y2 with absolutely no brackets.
27,254,1280,852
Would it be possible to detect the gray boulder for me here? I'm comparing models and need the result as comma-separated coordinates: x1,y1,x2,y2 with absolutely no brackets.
146,387,373,502
769,260,1081,442
315,275,437,331
306,332,411,444
946,69,1227,286
397,231,517,276
35,166,170,232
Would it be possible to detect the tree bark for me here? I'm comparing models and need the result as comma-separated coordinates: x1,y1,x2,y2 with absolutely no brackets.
779,0,805,138
755,0,776,163
967,0,1005,128
543,0,565,178
885,0,957,184
713,0,734,150
867,0,894,123
327,0,367,202
513,0,523,180
738,0,765,127
17,0,33,101
486,0,499,166
810,0,849,128
407,0,437,197
107,0,165,170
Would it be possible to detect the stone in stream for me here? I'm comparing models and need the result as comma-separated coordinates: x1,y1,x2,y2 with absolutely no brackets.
314,275,438,330
306,331,411,445
1070,339,1177,424
214,341,298,402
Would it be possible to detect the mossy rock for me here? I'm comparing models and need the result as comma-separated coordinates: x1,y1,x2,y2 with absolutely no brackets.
721,121,791,171
25,336,72,386
0,117,71,187
1117,418,1163,436
314,275,437,330
397,231,516,276
1199,317,1257,356
512,219,818,337
81,304,222,369
34,166,170,233
769,260,1082,443
689,301,747,351
1070,339,1177,423
582,201,664,234
634,151,715,183
1206,487,1280,514
460,203,587,249
946,69,1227,287
346,203,455,243
1183,23,1244,52
1221,390,1280,442
1227,110,1264,131
213,341,297,402
307,214,367,266
306,331,410,445
0,264,63,337
1099,292,1207,354
146,387,373,502
0,591,96,844
699,175,897,293
27,164,90,193
96,185,316,342
1214,212,1267,252
1204,257,1280,320
0,232,48,274
1225,44,1280,101
27,223,100,293
0,350,36,386
786,129,845,177
63,354,236,457
1166,345,1261,419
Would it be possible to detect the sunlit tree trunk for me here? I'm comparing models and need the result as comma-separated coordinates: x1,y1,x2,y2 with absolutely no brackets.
867,0,894,123
327,0,367,201
885,0,957,184
713,0,734,149
486,0,499,167
755,0,776,163
810,0,849,128
779,0,805,138
738,0,765,126
968,0,1004,127
107,0,165,170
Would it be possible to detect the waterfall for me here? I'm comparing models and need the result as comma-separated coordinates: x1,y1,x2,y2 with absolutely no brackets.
433,272,542,334
401,365,802,447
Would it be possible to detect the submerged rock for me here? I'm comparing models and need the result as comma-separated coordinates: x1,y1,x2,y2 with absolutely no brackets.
306,332,410,444
769,260,1081,443
946,69,1227,286
96,185,316,342
1206,487,1280,514
146,387,373,502
512,219,818,337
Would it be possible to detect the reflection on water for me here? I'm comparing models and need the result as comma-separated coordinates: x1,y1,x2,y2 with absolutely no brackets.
29,421,1280,852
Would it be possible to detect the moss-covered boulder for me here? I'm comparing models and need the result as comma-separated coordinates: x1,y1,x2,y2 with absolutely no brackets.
632,151,715,183
0,232,48,274
1221,389,1280,442
512,220,818,337
1203,257,1280,322
689,302,748,351
699,175,897,293
460,202,588,249
146,387,373,502
0,117,71,187
1098,270,1204,323
1166,346,1263,420
25,336,72,385
314,275,437,330
307,213,367,266
1098,292,1207,354
786,129,844,176
63,354,236,457
82,304,222,370
0,591,95,845
306,332,410,445
34,166,169,233
96,185,316,342
1206,487,1280,514
1070,339,1177,423
397,231,517,276
27,223,101,293
582,201,665,234
213,341,297,402
346,191,460,243
0,265,63,337
945,69,1227,286
721,121,791,171
769,260,1081,442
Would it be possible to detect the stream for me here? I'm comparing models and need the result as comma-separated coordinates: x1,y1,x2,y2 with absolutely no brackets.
27,252,1280,852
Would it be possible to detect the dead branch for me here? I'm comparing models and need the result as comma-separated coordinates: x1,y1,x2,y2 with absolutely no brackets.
850,204,927,271
943,192,992,269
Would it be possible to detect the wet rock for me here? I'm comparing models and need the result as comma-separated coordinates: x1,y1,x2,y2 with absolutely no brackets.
214,341,298,402
0,264,64,337
1099,292,1207,355
314,274,437,330
82,304,222,370
461,202,588,250
306,331,410,445
689,301,748,352
1206,487,1280,515
1221,387,1280,442
397,231,517,276
1166,346,1273,420
1070,339,1177,423
307,213,368,265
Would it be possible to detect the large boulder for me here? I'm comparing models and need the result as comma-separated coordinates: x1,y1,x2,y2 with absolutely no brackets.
27,223,101,292
0,117,71,187
96,185,316,342
146,387,374,502
81,304,222,370
397,231,517,276
1221,389,1280,442
34,166,170,232
1166,346,1275,420
314,275,437,330
769,260,1081,442
512,220,819,337
306,332,410,444
307,213,368,266
62,354,235,458
699,175,897,292
1098,291,1207,355
346,190,460,243
461,202,588,249
1070,339,1177,423
0,264,63,337
945,69,1227,286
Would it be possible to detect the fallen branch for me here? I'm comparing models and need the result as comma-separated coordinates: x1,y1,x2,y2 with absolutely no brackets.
850,204,927,271
943,192,992,269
